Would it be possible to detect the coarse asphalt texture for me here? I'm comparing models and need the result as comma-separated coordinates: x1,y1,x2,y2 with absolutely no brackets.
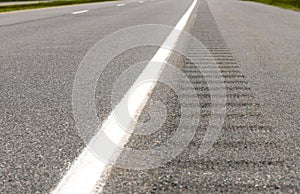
0,0,193,192
1,0,299,193
99,0,300,192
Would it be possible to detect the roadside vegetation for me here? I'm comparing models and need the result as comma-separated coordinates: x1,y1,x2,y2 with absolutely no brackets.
0,0,114,12
244,0,300,11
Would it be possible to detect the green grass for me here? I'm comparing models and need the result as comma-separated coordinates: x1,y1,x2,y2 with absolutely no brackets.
243,0,300,11
0,0,115,12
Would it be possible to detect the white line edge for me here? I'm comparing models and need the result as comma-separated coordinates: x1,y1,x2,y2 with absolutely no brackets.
52,0,198,193
72,10,88,14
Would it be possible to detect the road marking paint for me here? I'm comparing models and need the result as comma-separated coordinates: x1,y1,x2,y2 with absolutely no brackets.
139,0,144,3
52,0,198,193
71,10,88,14
116,3,125,6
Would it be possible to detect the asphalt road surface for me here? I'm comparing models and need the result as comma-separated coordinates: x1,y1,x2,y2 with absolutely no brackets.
1,0,299,193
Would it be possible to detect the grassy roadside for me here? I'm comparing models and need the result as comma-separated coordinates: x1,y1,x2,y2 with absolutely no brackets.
243,0,300,11
0,0,114,13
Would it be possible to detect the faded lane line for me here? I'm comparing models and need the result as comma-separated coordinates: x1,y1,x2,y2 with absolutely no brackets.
71,10,88,14
52,0,198,193
116,3,125,6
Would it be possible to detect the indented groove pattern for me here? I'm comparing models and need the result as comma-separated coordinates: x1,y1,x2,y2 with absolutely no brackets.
171,0,287,192
100,0,293,193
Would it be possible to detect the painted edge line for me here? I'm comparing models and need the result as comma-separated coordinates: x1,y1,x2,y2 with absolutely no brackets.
72,9,88,14
52,0,198,194
116,3,125,6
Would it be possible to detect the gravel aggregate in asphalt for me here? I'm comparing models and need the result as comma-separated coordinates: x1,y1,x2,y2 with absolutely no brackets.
99,0,300,192
0,0,193,192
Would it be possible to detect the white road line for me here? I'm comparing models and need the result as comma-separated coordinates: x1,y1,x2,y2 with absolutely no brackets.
116,3,125,6
139,0,144,3
71,10,88,14
52,0,198,193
